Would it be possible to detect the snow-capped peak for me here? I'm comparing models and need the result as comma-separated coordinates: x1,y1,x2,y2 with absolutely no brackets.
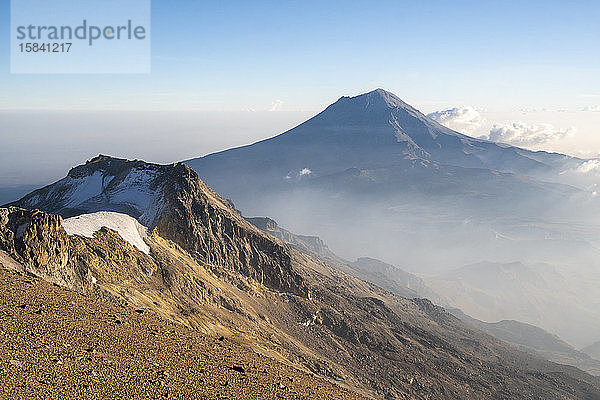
15,156,165,227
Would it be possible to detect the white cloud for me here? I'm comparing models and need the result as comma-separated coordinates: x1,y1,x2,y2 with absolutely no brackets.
582,105,600,112
269,99,283,112
576,160,600,174
518,107,568,113
284,167,312,180
427,106,484,134
487,122,572,146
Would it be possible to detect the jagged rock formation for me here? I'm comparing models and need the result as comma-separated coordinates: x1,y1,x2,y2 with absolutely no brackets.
246,217,340,263
5,156,600,399
0,207,89,291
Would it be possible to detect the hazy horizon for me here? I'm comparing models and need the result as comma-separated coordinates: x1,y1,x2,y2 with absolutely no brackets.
1,1,599,187
2,92,600,187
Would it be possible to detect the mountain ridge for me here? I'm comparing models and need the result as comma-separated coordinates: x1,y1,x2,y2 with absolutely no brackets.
6,155,600,399
9,155,306,296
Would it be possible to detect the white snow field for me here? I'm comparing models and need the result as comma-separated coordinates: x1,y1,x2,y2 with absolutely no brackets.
62,211,150,254
24,166,164,227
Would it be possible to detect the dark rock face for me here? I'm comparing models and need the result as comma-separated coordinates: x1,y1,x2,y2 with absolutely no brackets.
246,217,442,301
246,216,339,263
155,164,306,296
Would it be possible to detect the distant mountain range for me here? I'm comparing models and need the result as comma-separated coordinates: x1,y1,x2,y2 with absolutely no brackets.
584,341,600,362
247,215,600,376
425,260,600,348
246,216,438,300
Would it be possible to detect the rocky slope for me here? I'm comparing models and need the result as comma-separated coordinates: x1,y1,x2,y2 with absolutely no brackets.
247,217,339,263
11,155,305,296
5,156,600,399
247,215,600,376
0,265,360,400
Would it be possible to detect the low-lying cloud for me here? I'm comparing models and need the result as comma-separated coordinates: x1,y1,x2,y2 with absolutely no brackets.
582,105,600,112
576,160,600,174
284,167,312,180
427,106,484,134
269,99,283,112
488,122,572,146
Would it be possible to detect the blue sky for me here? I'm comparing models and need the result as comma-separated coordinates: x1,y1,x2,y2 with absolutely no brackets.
1,0,599,111
1,0,600,184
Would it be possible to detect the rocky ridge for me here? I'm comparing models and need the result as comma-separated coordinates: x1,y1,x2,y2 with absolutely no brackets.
4,156,600,399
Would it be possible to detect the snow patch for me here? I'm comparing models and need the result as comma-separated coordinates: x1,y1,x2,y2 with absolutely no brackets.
109,168,163,226
64,171,112,207
62,211,150,254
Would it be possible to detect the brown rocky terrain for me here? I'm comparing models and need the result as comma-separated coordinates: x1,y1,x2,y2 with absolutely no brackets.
0,265,362,399
4,155,600,399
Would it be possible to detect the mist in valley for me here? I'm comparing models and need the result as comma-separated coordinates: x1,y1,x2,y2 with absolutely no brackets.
227,179,600,350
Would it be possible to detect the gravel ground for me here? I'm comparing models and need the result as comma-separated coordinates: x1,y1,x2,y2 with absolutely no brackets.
0,266,365,400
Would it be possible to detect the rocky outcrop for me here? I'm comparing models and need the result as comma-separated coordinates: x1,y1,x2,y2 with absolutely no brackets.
0,207,88,291
0,207,158,294
246,217,339,263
